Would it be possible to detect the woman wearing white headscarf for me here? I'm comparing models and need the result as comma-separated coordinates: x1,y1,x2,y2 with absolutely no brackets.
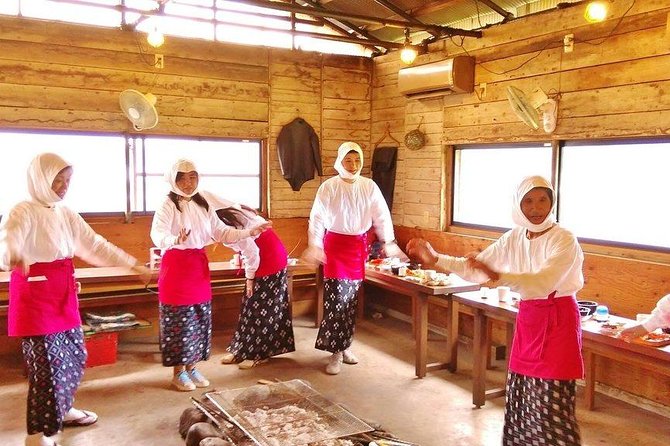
201,191,295,369
0,153,149,446
304,142,405,375
151,159,270,391
407,175,584,445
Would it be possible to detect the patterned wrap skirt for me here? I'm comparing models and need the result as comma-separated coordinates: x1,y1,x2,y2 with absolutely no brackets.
227,268,295,361
22,327,87,436
315,278,362,353
159,301,212,366
503,372,581,446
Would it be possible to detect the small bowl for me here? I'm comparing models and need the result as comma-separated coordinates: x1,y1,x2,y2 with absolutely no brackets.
578,306,591,318
577,300,598,316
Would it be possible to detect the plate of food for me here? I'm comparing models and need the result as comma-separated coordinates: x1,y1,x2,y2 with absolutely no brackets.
633,330,670,347
599,321,625,336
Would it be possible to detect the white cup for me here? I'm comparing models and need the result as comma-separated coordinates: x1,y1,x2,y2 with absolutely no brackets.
480,286,490,299
230,253,241,267
497,286,510,302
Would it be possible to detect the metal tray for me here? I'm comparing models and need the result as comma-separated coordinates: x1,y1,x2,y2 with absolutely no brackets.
205,379,373,446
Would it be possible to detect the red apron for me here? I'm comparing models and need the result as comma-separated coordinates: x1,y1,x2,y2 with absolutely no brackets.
8,258,79,337
323,231,368,280
253,229,288,278
509,292,584,380
158,248,211,306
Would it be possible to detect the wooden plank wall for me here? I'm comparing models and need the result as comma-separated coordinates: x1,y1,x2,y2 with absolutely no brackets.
0,15,372,219
371,0,670,406
268,52,372,218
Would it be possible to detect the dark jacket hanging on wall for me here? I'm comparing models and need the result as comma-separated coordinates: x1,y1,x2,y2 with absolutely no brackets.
371,146,398,212
276,118,323,191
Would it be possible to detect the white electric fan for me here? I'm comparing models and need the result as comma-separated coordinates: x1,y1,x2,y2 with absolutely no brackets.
119,89,159,131
506,86,558,133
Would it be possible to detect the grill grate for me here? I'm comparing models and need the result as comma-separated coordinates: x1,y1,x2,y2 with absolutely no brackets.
205,379,373,446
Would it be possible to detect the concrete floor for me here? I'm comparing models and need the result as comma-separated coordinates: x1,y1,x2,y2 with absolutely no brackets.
1,316,669,446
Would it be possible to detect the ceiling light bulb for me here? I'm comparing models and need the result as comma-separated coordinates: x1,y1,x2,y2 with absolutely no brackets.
584,1,608,23
400,46,417,64
147,28,164,48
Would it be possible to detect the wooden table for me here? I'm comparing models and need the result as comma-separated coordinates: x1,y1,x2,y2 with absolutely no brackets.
1,262,315,314
452,290,518,408
363,269,480,378
581,316,670,410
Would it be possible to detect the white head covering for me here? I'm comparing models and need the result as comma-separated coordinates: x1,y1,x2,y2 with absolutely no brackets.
334,141,364,181
27,153,71,206
165,158,199,198
512,175,556,232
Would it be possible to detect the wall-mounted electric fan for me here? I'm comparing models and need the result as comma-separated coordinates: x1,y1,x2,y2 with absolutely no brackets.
119,89,159,131
506,86,558,133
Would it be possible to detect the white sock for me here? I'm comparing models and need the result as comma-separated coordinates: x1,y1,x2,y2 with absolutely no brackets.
25,433,56,446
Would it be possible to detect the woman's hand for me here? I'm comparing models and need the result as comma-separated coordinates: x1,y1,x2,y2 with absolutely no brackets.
177,228,191,244
405,238,438,268
301,246,326,267
245,279,254,298
619,324,649,343
132,264,152,286
250,221,272,237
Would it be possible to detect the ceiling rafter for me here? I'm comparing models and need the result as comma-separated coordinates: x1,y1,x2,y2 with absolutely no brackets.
478,0,515,22
371,0,441,38
296,0,389,54
232,0,481,37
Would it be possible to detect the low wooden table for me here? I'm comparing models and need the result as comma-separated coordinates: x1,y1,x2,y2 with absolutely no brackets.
451,290,517,408
362,269,480,378
0,262,315,315
581,315,670,410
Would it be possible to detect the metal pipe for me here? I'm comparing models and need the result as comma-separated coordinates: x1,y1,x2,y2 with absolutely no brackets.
372,0,440,37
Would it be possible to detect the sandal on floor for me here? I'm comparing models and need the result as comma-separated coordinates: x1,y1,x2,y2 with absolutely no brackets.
238,358,268,370
62,410,98,427
221,352,236,364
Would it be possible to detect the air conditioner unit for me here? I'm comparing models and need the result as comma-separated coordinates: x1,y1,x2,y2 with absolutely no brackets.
397,56,475,98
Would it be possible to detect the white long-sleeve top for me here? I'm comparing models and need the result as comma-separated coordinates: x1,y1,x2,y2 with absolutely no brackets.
0,201,137,269
150,198,251,251
642,294,670,332
436,225,584,300
308,176,394,249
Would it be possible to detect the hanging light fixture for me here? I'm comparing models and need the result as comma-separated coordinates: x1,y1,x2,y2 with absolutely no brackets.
584,1,609,23
400,28,417,65
147,26,165,48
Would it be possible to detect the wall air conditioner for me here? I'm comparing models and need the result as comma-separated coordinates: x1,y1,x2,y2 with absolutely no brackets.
397,56,475,98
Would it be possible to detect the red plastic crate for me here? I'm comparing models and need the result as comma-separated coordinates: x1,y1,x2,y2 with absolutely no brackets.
85,332,118,367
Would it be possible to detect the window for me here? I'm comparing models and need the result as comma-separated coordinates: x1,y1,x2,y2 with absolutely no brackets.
136,136,262,212
0,131,127,213
559,140,670,249
1,0,370,57
0,131,263,216
453,144,553,229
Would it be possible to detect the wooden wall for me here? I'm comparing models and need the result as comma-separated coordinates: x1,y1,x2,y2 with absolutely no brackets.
0,14,371,219
370,0,670,406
